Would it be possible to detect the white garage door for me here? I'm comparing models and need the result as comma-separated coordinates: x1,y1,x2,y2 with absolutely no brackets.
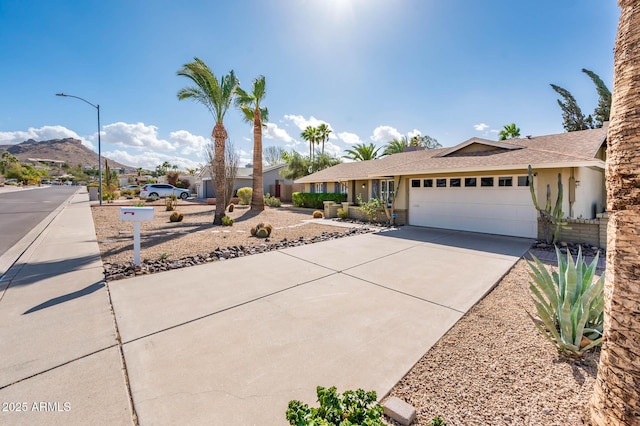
408,177,537,238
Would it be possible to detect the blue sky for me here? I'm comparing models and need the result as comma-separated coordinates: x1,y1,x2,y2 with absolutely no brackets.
0,0,620,170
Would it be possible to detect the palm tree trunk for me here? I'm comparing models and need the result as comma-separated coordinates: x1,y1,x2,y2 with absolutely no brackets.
590,2,640,424
212,122,227,225
251,108,265,211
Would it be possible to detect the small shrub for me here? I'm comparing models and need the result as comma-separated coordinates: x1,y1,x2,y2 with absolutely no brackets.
221,215,234,226
264,193,282,207
337,208,349,219
169,211,184,222
429,416,448,426
165,195,178,211
286,386,384,426
312,210,324,219
356,194,384,222
292,192,346,209
146,194,159,203
134,201,145,207
527,246,604,357
120,189,133,197
102,192,114,203
237,187,253,205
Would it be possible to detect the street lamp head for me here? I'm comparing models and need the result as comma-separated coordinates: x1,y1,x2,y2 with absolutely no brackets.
55,93,66,97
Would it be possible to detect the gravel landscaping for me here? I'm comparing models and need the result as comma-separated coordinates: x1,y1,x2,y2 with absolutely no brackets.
91,202,603,425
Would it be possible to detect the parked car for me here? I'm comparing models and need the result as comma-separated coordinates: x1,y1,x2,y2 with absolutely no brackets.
120,184,140,191
140,184,190,199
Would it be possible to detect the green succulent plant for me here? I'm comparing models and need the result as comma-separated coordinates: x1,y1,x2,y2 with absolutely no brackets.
527,246,604,357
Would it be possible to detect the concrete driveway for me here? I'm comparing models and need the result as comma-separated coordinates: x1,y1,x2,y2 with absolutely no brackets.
108,226,531,425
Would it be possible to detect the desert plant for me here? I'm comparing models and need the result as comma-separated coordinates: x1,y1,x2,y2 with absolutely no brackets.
221,215,234,226
146,194,159,202
165,195,178,211
237,187,253,205
169,211,184,222
251,222,272,238
337,208,349,219
527,165,570,244
356,194,384,222
264,193,282,207
312,210,324,219
285,386,384,426
527,246,604,357
228,203,235,212
134,201,145,207
429,416,448,426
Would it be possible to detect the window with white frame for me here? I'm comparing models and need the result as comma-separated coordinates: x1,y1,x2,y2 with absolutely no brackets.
339,182,348,194
380,179,394,207
315,183,324,193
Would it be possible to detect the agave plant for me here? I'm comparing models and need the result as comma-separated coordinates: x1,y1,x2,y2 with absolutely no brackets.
527,246,604,357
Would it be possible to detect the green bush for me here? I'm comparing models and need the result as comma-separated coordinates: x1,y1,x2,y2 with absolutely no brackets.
292,192,346,209
221,215,234,226
264,193,282,207
527,246,604,357
286,386,384,426
337,208,349,219
237,187,253,205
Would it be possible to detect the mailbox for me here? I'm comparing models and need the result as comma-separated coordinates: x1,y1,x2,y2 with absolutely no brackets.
120,207,154,222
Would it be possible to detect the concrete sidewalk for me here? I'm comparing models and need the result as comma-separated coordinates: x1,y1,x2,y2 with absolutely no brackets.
0,190,133,426
0,192,532,426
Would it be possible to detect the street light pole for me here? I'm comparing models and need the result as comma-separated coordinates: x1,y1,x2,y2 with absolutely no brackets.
56,93,102,205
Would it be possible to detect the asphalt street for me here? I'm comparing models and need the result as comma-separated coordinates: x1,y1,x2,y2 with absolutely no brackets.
0,185,77,257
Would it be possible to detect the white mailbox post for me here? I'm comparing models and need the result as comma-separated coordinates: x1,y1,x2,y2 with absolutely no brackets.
119,207,155,266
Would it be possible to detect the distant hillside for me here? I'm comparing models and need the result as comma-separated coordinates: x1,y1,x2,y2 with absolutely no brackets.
0,138,133,170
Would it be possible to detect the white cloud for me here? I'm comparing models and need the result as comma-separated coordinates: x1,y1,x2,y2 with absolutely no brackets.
169,130,208,156
407,129,422,139
263,122,293,143
101,122,176,151
0,125,94,149
103,149,200,170
370,125,402,143
338,131,362,145
322,141,342,158
283,114,331,131
474,123,489,131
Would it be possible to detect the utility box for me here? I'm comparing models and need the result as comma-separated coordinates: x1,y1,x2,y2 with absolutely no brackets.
120,207,154,222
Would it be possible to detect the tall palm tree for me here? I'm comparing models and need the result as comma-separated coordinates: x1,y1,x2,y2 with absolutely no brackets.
236,75,268,211
590,2,640,424
498,123,521,140
317,123,332,156
177,57,239,224
301,126,318,162
343,143,381,161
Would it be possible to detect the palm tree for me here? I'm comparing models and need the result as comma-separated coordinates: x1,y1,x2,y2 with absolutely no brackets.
301,126,318,162
498,123,521,140
236,75,268,211
382,136,409,156
343,143,381,161
317,123,332,156
177,57,239,224
590,2,640,424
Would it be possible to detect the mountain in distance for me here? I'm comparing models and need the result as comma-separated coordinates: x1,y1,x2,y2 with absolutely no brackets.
0,138,134,170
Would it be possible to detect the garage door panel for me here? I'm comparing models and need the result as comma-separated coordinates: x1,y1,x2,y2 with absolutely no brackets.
409,186,537,238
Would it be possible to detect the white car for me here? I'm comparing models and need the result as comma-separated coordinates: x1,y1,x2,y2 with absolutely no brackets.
140,184,190,199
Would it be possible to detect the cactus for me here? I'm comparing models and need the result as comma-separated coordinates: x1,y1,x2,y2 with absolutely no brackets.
250,226,257,236
251,223,272,238
169,211,184,222
256,227,269,238
264,224,273,237
528,166,570,244
312,210,324,219
228,203,234,212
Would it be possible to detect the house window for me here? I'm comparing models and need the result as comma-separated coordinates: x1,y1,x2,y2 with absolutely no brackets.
517,176,529,187
436,178,447,187
465,177,477,187
423,179,433,188
450,178,461,187
498,177,513,187
411,179,420,188
339,182,348,194
481,177,494,187
380,179,394,206
315,183,324,193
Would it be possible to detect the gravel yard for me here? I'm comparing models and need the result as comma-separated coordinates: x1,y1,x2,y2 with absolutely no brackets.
91,202,601,425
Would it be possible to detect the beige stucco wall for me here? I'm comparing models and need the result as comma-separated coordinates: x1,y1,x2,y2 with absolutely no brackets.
574,166,605,218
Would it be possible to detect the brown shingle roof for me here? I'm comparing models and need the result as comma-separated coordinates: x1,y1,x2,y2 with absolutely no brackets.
295,127,607,183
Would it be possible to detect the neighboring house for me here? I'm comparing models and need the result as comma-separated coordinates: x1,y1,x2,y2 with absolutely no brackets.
195,163,296,200
295,126,608,239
